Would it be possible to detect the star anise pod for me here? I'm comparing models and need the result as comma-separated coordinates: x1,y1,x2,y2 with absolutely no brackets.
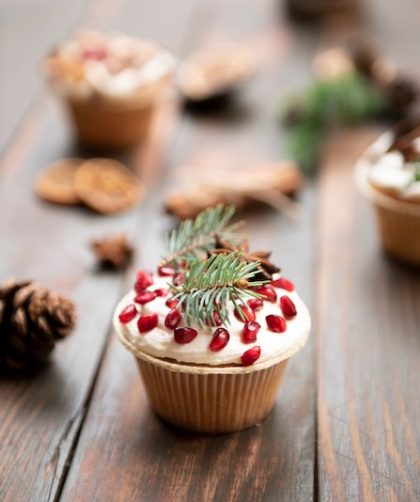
211,235,280,280
91,234,134,270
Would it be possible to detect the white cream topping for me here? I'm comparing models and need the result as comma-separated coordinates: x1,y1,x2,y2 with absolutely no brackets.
367,134,420,200
45,31,176,100
114,274,311,366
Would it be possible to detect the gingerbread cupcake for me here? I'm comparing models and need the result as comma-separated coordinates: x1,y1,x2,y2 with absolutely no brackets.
44,31,175,149
355,122,420,264
113,205,310,433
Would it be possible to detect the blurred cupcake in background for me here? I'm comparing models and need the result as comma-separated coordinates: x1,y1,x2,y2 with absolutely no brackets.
44,31,176,149
355,121,420,265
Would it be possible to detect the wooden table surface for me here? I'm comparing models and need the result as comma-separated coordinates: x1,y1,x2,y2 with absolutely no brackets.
1,0,419,501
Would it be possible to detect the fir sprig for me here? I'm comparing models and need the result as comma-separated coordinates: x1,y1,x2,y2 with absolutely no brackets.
170,252,267,328
283,71,387,173
413,162,420,183
161,205,243,267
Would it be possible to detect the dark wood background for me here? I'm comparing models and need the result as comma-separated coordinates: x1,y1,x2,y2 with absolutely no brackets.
0,0,419,501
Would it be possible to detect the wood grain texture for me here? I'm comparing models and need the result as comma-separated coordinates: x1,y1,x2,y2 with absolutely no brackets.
0,0,90,154
60,0,318,501
316,127,420,502
0,1,192,501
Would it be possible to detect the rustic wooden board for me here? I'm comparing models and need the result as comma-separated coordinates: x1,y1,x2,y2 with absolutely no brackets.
0,0,91,154
60,0,319,500
316,128,420,501
0,1,194,501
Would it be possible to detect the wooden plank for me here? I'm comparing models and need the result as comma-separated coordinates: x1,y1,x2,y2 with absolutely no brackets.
317,127,420,501
60,0,319,500
315,1,420,500
0,0,91,154
0,2,194,502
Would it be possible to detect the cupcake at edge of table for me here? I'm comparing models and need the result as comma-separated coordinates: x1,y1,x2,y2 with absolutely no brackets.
113,205,311,433
355,120,420,265
43,31,176,149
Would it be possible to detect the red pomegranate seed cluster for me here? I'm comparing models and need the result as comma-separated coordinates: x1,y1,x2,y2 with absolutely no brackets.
123,268,299,367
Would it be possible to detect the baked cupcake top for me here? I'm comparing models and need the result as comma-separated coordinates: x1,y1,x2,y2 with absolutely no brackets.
367,124,420,203
114,205,310,368
44,31,175,101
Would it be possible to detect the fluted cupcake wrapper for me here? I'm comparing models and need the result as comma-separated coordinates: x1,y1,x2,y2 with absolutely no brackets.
66,98,155,150
135,354,288,433
355,150,420,266
373,203,420,265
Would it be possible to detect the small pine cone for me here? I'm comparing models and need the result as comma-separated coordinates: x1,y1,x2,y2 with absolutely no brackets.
384,76,418,112
0,280,76,370
91,234,134,270
351,44,378,78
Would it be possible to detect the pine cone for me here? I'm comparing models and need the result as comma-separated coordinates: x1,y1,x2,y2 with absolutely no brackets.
384,76,418,112
91,234,134,269
351,44,377,79
0,280,76,370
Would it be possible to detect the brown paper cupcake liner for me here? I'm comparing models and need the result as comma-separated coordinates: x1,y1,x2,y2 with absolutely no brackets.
117,326,309,433
66,97,154,150
355,147,420,266
135,354,288,433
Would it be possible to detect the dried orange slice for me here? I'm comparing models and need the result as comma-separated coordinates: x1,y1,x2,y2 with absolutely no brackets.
35,158,82,205
74,158,142,214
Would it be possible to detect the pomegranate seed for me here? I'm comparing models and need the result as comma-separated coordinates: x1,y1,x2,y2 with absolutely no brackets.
158,265,176,277
166,297,179,309
209,328,230,351
205,311,222,327
254,286,277,302
165,309,182,329
272,277,294,292
280,296,297,318
154,288,168,297
82,46,108,60
234,305,256,323
242,321,261,343
137,313,158,333
266,314,286,333
247,298,263,311
134,291,157,305
173,272,183,286
134,270,153,292
174,327,197,344
118,304,137,324
241,346,261,366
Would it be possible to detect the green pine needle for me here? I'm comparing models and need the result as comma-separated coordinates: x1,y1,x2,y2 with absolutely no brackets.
283,71,388,174
161,205,243,267
170,252,267,328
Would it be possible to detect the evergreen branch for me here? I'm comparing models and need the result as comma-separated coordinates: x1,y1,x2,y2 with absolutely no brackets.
161,205,243,267
170,252,267,328
282,71,387,174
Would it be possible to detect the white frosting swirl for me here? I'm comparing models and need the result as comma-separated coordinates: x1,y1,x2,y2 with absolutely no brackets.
367,132,420,202
44,31,176,101
113,274,310,366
